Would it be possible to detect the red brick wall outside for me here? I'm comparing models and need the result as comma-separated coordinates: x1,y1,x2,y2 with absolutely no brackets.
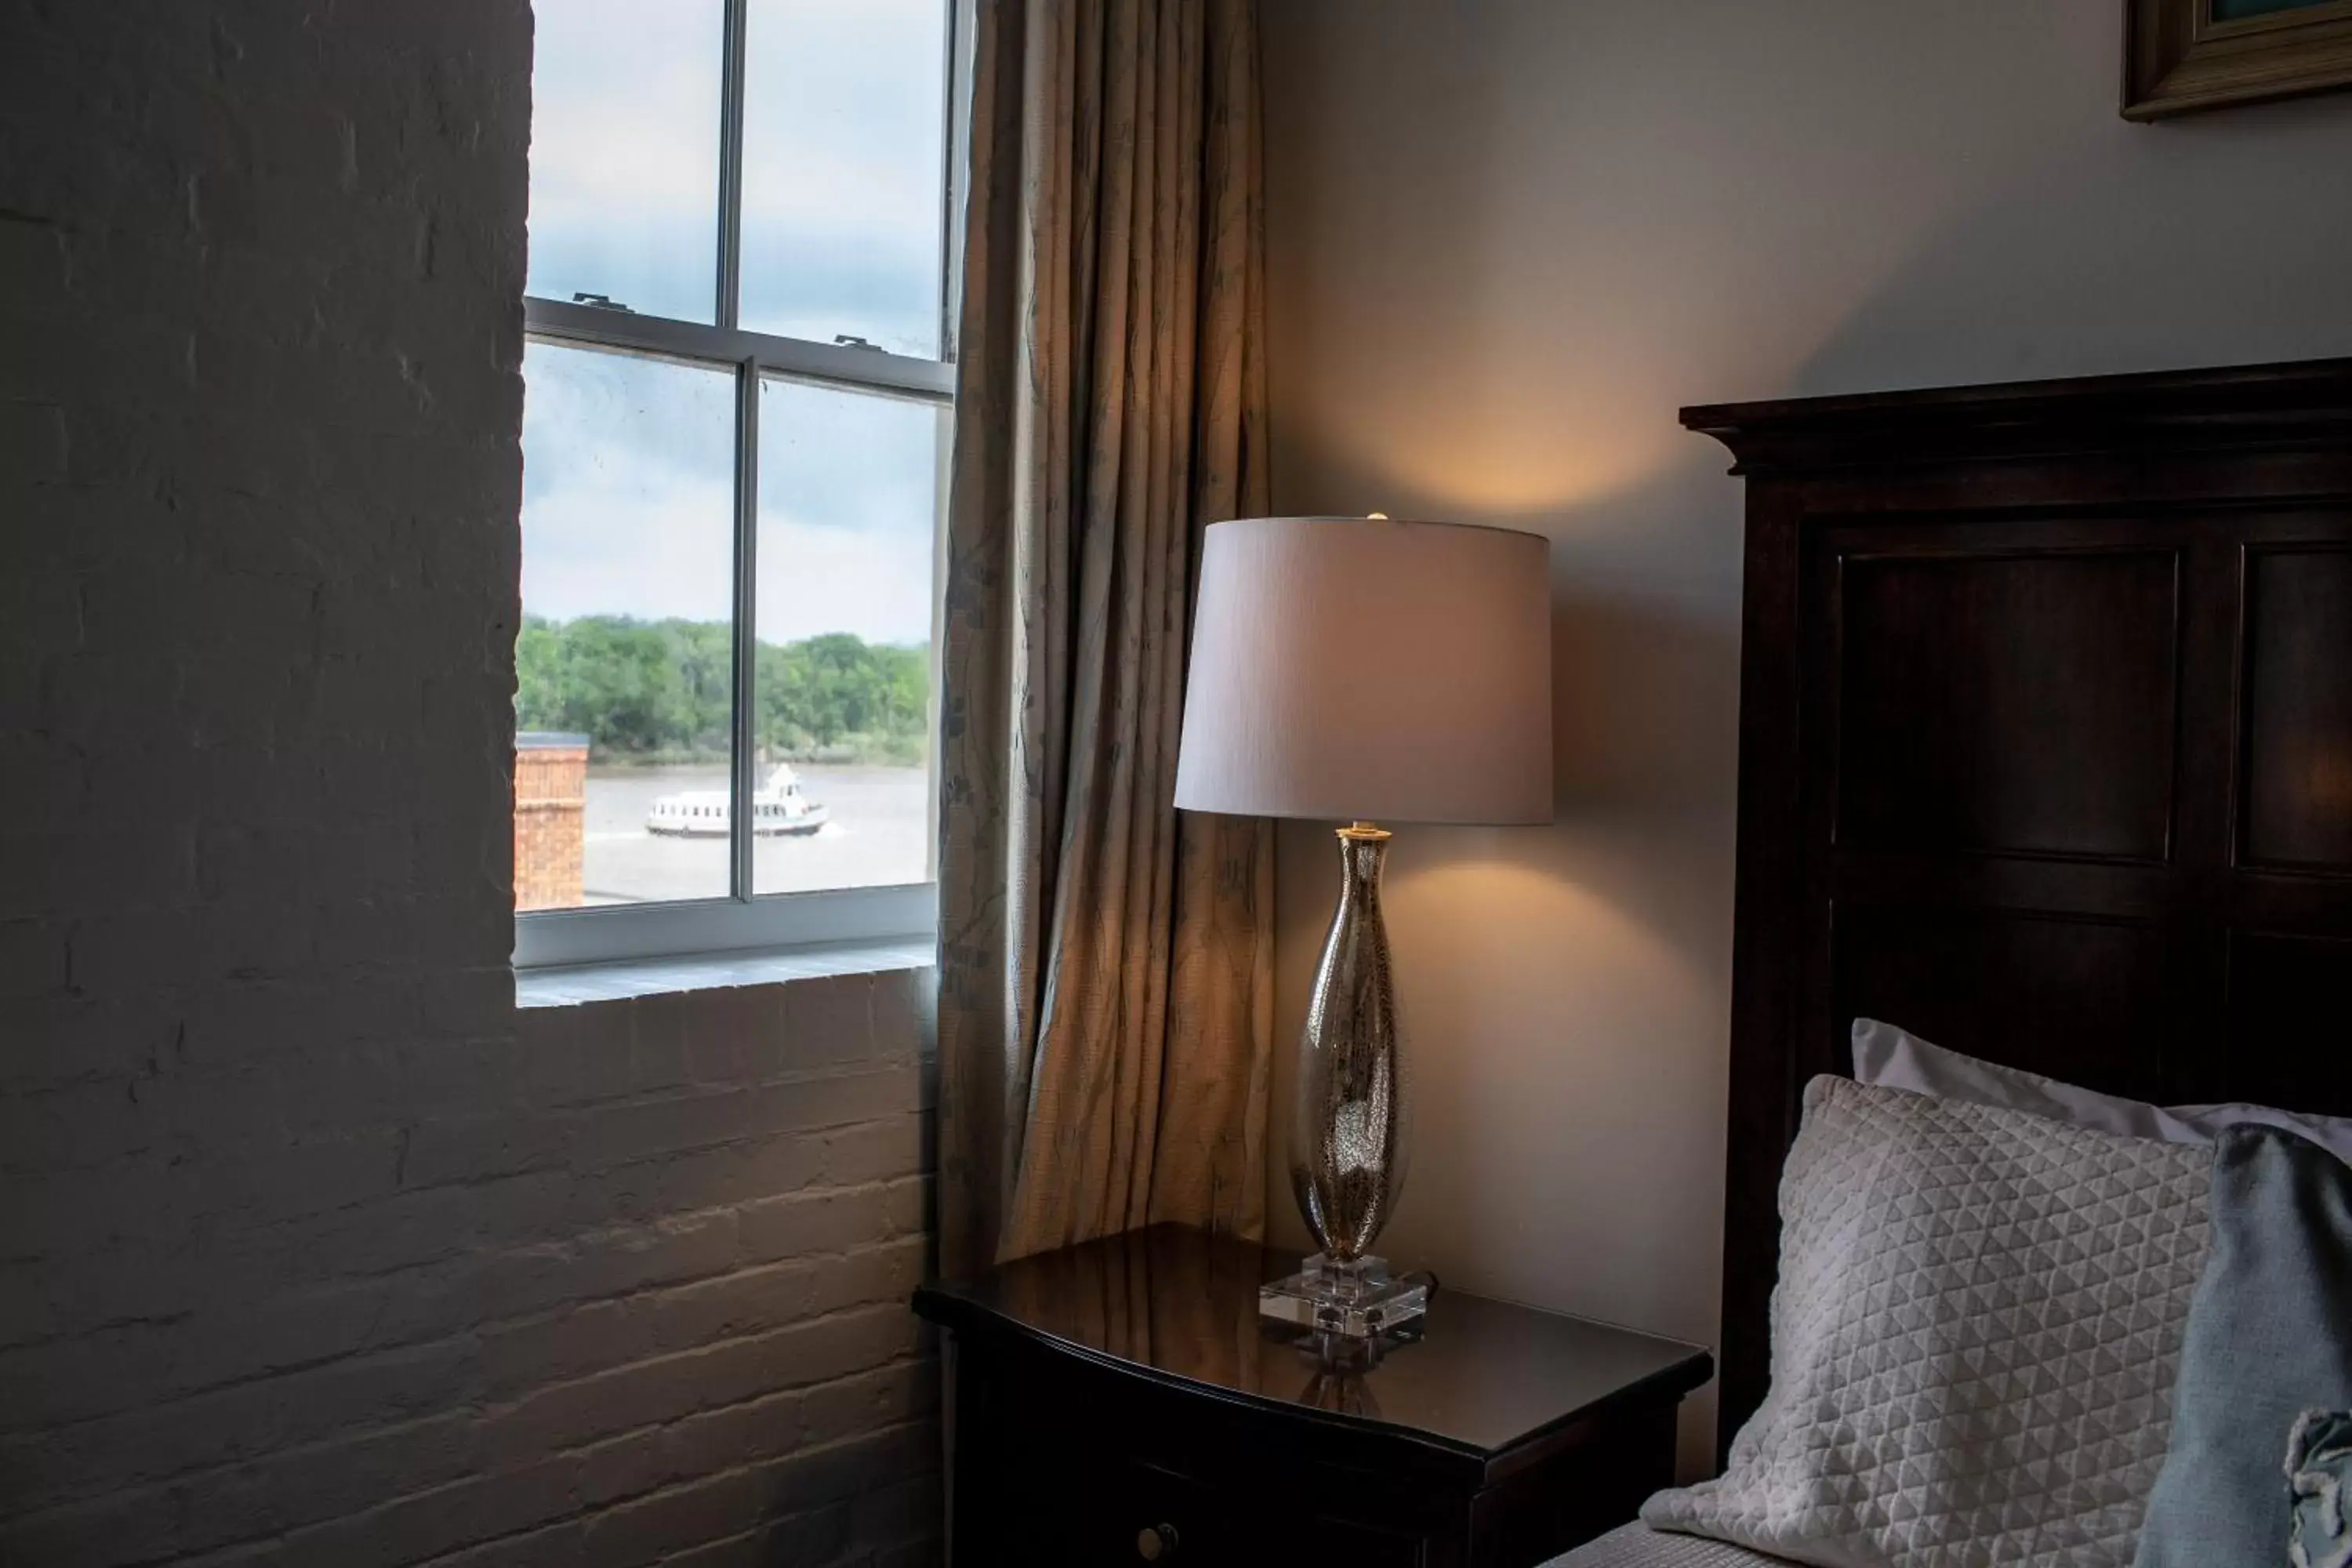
514,742,586,910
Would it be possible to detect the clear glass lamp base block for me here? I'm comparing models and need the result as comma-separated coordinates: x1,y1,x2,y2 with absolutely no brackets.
1258,1254,1432,1338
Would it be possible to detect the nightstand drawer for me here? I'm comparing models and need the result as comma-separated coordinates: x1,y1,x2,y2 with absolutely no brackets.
1056,1456,1211,1564
1051,1452,1425,1568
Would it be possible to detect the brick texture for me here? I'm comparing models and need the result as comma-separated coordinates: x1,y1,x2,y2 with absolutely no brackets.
513,739,587,913
0,4,942,1563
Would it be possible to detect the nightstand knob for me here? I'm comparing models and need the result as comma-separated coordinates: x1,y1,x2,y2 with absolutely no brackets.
1135,1523,1178,1560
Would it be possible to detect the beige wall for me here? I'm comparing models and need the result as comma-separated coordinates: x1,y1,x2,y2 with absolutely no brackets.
1260,0,2352,1475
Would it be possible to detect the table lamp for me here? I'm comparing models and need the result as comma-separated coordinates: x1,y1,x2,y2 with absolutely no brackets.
1174,516,1553,1336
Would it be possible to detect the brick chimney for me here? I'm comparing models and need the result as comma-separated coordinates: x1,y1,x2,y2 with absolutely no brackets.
514,731,589,910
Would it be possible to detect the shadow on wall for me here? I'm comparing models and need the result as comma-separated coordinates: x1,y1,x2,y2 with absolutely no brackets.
1262,0,2352,1486
1788,91,2352,397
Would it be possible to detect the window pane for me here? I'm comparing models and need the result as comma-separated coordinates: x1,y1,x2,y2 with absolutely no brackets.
739,0,949,357
517,340,738,910
753,379,943,896
528,0,724,324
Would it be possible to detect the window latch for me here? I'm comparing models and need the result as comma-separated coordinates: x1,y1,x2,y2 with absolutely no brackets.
833,335,882,351
572,292,634,313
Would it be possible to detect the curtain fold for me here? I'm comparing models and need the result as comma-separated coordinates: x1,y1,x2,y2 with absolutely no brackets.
936,0,1272,1279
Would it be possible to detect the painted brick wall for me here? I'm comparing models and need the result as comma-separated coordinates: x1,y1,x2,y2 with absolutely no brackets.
0,3,941,1563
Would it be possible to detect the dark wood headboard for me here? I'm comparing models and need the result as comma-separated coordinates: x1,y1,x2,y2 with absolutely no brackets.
1682,357,2352,1464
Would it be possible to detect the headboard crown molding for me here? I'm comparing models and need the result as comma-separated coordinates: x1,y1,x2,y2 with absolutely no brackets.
1681,355,2352,476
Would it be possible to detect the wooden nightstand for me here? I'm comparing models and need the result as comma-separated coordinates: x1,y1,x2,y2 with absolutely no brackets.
912,1223,1711,1567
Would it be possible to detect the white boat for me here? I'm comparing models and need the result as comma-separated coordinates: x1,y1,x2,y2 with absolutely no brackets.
646,764,829,837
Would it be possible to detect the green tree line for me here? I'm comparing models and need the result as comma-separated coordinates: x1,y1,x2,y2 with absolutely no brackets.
516,615,928,766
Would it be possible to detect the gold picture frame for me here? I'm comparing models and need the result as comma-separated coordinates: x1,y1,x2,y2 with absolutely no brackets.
2125,0,2352,118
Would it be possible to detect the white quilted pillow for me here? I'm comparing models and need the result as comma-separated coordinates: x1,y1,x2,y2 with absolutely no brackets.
1643,1076,2212,1568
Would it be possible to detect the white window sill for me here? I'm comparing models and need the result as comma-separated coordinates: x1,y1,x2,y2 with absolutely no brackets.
515,935,935,1010
514,885,938,971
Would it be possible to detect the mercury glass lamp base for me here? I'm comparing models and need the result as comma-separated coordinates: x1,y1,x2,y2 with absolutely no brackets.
1259,1254,1431,1339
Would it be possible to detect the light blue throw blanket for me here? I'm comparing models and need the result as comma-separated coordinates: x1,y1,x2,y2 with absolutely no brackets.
2132,1127,2352,1568
2292,1410,2352,1568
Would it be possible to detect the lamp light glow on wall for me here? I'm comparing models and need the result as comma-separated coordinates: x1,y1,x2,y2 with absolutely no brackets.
1174,516,1553,1337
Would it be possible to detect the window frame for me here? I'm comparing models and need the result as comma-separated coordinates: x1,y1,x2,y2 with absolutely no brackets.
514,0,968,971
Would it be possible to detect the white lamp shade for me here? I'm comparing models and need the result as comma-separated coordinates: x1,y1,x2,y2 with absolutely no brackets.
1174,517,1553,825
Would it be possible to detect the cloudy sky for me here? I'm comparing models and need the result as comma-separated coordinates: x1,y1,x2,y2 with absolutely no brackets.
520,0,949,648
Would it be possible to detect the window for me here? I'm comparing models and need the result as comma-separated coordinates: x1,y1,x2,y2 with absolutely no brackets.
515,0,966,968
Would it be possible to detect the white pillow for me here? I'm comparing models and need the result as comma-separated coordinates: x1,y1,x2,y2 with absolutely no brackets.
1853,1018,2352,1165
1643,1076,2211,1568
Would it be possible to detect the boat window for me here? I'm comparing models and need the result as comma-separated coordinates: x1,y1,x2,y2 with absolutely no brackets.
514,0,956,967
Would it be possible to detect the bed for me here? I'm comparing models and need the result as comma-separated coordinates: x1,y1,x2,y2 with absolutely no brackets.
1552,356,2352,1566
1559,1524,1785,1566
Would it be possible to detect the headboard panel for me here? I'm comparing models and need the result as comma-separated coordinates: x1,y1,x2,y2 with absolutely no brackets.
1682,358,2352,1464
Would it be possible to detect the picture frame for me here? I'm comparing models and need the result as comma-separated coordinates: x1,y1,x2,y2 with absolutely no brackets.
2124,0,2352,118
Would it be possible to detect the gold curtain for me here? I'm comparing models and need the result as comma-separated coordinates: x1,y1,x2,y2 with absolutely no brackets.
935,0,1273,1276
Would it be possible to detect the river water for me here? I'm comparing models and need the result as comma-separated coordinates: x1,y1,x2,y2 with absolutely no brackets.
578,763,931,904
